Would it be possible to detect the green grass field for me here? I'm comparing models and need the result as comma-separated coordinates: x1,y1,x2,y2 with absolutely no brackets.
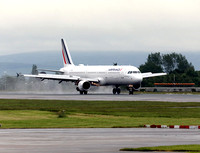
120,144,200,152
0,99,200,128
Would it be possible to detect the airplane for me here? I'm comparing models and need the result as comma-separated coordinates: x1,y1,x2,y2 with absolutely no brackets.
22,39,167,95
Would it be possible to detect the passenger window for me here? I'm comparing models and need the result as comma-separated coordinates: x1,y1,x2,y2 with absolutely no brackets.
128,71,140,74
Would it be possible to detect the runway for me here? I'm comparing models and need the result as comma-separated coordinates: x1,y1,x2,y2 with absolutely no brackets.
1,92,200,102
0,128,199,153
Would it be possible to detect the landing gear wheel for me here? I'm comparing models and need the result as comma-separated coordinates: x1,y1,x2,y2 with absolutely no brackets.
116,88,121,94
80,91,88,95
113,88,121,95
129,90,134,95
113,88,117,94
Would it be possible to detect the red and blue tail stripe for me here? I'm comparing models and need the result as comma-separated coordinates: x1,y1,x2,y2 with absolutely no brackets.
61,39,74,66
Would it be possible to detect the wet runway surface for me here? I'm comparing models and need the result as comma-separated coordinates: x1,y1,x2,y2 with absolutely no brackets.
1,92,200,102
0,128,199,153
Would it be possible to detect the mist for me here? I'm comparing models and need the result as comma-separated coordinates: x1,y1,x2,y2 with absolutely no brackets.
0,75,113,94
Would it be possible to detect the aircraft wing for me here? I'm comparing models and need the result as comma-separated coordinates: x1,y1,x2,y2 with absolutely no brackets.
142,72,167,78
37,69,64,74
23,74,99,83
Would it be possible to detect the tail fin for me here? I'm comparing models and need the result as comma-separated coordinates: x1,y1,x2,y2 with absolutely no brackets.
61,39,74,66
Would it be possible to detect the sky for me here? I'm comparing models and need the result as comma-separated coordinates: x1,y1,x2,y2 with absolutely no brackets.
0,0,200,55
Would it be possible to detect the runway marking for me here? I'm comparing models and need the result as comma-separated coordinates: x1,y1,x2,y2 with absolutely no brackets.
145,125,200,129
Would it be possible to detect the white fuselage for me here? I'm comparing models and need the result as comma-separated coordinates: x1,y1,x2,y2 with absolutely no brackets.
60,65,143,86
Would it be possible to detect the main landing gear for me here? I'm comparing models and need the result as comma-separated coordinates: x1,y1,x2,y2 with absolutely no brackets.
112,87,121,95
76,87,88,95
79,91,88,95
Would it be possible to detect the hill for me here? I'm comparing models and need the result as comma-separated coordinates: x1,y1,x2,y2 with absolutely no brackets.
0,51,147,76
0,51,198,76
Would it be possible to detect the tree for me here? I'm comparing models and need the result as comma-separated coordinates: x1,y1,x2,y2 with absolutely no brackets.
176,54,194,73
139,52,199,87
162,53,176,73
162,53,194,73
147,52,162,66
139,52,163,73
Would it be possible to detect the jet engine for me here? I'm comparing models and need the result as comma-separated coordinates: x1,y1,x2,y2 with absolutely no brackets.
133,83,141,90
77,81,91,91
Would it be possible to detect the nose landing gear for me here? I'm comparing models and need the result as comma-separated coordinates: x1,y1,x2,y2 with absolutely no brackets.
127,85,134,95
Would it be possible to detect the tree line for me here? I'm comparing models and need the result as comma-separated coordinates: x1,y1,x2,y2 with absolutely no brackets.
139,52,200,87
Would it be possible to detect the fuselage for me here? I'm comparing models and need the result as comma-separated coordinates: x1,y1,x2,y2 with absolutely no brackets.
60,65,143,87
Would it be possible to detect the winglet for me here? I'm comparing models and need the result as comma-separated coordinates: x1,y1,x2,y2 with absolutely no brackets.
61,39,74,66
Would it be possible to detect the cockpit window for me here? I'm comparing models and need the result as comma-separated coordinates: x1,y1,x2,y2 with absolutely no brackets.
128,71,140,74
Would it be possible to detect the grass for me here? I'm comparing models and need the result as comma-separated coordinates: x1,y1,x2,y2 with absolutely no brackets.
120,144,200,152
1,99,200,128
1,111,200,128
1,99,200,117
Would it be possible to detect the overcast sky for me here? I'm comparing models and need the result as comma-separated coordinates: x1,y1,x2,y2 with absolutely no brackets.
0,0,200,55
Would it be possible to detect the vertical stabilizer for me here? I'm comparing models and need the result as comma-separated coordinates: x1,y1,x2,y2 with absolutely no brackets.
61,39,74,66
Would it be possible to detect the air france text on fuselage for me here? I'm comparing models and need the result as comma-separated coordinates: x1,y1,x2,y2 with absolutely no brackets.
108,68,122,71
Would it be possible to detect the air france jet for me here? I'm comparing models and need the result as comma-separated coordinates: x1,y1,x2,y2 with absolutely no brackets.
23,39,166,95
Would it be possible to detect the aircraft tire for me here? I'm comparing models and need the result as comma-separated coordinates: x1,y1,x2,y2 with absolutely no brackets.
112,88,117,94
116,88,121,94
80,91,84,95
83,91,88,95
129,90,134,95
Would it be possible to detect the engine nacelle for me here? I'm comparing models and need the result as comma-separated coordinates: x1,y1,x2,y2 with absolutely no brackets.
77,81,91,91
133,83,141,90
